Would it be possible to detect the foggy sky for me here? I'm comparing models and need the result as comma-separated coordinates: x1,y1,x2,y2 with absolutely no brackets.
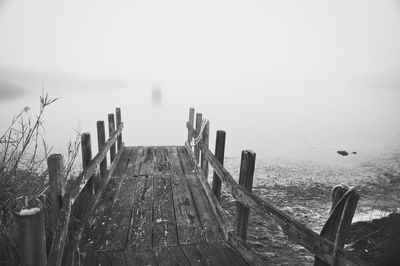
0,0,399,88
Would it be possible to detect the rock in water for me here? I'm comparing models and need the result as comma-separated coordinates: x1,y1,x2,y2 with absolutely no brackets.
337,150,349,156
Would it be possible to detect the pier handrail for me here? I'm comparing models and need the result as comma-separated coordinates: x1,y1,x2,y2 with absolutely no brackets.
186,121,363,266
47,113,124,266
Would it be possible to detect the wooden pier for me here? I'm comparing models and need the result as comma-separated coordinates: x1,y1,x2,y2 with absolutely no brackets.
17,107,367,266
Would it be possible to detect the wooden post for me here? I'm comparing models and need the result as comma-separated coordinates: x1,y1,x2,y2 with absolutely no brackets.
211,130,226,201
116,107,122,151
187,108,195,144
314,185,359,266
81,133,94,195
97,121,107,179
108,114,116,163
17,207,47,266
236,150,256,241
194,113,202,164
201,120,209,179
47,154,65,233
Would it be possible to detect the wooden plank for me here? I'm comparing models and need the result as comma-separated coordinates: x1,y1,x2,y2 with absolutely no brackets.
155,246,190,266
140,146,155,175
96,251,127,266
168,146,203,245
125,250,158,266
79,148,131,264
180,146,229,241
186,122,363,266
198,242,248,266
99,148,142,251
154,146,170,174
181,245,211,266
152,173,178,248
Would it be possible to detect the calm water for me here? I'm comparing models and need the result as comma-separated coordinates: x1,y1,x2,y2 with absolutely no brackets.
1,83,399,166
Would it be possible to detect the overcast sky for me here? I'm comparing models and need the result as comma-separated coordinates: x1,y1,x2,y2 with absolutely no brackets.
0,0,399,87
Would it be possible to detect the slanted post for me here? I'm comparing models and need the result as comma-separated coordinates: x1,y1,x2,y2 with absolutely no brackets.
236,150,256,241
187,108,195,144
47,154,65,232
212,130,226,201
194,113,202,164
81,133,94,195
108,114,116,163
97,121,107,179
116,107,122,151
201,120,209,179
17,206,47,266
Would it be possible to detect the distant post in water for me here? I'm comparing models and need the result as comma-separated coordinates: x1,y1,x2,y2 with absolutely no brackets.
116,107,122,151
201,120,209,179
81,133,94,195
17,206,47,266
108,114,116,163
47,154,65,232
187,108,195,144
194,113,202,164
97,121,107,179
212,130,226,200
236,150,256,241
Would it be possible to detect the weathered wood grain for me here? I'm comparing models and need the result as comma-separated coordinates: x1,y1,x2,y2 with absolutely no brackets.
100,148,142,251
153,173,178,248
187,122,363,266
155,246,190,266
181,245,211,266
168,146,203,245
227,232,265,266
125,250,158,266
96,251,126,266
47,154,65,232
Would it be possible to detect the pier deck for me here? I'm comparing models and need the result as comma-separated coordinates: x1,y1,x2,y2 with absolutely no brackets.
79,146,250,265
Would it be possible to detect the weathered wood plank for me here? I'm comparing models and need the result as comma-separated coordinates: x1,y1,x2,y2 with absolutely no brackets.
125,250,158,266
180,145,230,241
198,242,248,266
99,148,142,251
168,146,203,245
128,175,154,250
181,245,211,266
186,122,363,266
140,146,155,175
155,246,190,266
154,146,170,174
153,173,178,248
227,232,265,266
79,148,131,264
96,251,127,266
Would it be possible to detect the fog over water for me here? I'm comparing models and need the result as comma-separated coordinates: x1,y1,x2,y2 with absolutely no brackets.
0,0,399,166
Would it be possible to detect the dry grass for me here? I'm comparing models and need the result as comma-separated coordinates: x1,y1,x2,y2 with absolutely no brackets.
0,94,80,265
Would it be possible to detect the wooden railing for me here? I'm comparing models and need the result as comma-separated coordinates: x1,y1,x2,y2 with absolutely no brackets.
16,108,125,266
185,108,363,266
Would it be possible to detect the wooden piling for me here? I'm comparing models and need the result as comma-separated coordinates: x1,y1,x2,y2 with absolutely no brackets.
211,130,226,201
201,120,209,179
81,133,94,195
17,207,47,266
116,108,122,151
194,113,202,163
108,114,116,163
187,108,195,144
97,121,107,179
47,154,65,232
236,150,256,241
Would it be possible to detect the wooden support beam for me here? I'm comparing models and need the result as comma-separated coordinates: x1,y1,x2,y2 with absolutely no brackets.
187,108,195,144
236,150,256,241
17,206,47,266
97,121,107,179
81,133,94,195
47,154,65,233
201,120,209,179
186,122,362,266
212,130,226,201
194,113,202,163
116,107,122,151
108,114,116,163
